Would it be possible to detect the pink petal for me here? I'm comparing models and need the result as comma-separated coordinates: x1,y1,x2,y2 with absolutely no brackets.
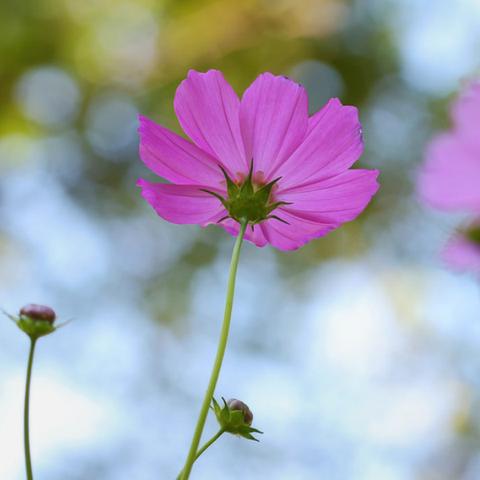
240,73,308,179
138,115,223,186
276,99,364,189
219,169,379,251
261,211,337,250
452,81,480,148
257,169,379,250
418,133,480,211
137,179,227,226
277,169,380,223
220,219,269,248
442,234,480,275
174,70,247,173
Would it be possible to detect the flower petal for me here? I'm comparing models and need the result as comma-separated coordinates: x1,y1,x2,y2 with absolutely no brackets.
261,211,337,250
138,115,223,185
418,133,480,211
137,179,226,226
276,99,364,189
277,169,380,223
174,70,247,173
452,81,480,148
219,169,379,250
258,169,380,250
442,234,480,275
240,73,308,179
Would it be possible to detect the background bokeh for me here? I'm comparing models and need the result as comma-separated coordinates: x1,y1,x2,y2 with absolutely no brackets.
1,0,480,478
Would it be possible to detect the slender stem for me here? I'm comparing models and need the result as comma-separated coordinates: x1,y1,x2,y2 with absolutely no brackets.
176,429,225,479
193,428,225,461
180,219,248,479
24,338,37,480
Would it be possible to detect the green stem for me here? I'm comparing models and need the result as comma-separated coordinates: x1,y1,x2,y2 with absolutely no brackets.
180,219,248,479
24,338,36,480
193,428,225,461
176,429,225,479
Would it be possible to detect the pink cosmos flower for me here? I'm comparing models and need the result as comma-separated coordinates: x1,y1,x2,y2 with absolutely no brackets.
137,70,379,250
442,231,480,273
418,81,480,274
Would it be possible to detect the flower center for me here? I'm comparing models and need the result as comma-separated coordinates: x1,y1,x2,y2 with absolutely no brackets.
201,163,291,225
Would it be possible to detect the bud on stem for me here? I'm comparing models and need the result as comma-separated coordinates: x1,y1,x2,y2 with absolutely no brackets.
5,304,60,340
212,397,262,441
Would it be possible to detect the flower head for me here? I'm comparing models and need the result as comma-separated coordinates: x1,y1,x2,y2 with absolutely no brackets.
418,81,480,274
442,229,480,273
138,70,379,250
4,304,58,339
212,397,262,441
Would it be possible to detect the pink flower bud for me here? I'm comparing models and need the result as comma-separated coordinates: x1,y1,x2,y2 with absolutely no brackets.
20,304,56,324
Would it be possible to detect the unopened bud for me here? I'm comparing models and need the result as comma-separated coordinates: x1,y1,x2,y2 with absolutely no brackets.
211,397,262,441
227,398,253,426
20,304,56,324
4,303,60,339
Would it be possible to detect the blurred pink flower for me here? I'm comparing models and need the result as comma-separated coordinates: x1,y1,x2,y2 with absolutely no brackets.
137,70,379,250
418,81,480,274
442,233,480,273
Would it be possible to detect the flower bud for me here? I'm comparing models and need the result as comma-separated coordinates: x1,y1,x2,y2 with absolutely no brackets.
211,397,262,441
227,398,253,426
5,303,59,339
20,304,56,324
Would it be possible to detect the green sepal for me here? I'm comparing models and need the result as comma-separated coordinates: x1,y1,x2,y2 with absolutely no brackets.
17,315,56,339
266,200,292,215
212,397,222,416
219,166,240,198
237,426,264,442
266,215,290,225
199,188,228,208
239,162,254,196
201,163,289,226
2,309,17,325
254,177,281,205
216,215,230,224
3,311,65,340
211,397,263,442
